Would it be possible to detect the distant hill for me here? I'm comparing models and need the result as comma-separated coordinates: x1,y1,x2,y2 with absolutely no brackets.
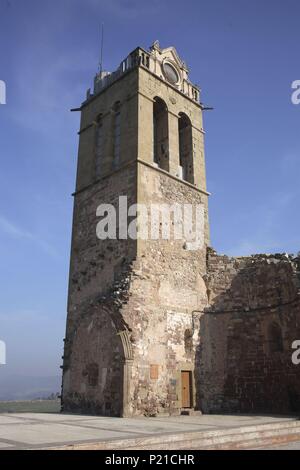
0,375,61,401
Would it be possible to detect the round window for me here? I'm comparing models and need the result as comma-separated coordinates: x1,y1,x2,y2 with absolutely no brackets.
162,62,179,85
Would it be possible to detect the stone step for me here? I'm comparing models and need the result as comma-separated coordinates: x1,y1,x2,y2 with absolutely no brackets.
55,419,300,450
181,409,202,416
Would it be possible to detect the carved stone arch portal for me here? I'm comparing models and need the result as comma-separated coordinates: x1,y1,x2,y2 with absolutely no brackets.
118,328,134,361
63,303,134,417
102,306,134,417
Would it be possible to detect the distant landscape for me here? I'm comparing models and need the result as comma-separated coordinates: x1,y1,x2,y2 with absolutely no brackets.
0,375,61,401
0,399,61,413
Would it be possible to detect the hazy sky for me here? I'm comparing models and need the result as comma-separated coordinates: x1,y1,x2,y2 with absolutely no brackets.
0,0,299,378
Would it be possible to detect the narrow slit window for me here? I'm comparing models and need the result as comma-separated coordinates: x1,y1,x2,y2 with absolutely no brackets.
95,119,103,178
268,322,283,354
113,105,121,166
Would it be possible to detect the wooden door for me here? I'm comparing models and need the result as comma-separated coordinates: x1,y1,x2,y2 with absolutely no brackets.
181,371,191,408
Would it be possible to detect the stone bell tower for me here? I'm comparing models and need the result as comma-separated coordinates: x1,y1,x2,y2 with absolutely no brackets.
62,41,210,417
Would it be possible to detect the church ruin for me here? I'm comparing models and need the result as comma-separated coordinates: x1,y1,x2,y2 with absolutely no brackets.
61,42,300,417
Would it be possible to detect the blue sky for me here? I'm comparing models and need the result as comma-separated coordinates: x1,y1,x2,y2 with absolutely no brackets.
0,0,299,378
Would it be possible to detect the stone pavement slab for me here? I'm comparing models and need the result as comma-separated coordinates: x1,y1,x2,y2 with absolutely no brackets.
263,440,300,450
0,413,298,450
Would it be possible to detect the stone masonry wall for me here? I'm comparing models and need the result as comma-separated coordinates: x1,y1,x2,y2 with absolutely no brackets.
76,68,138,192
62,163,137,414
120,163,209,416
137,66,207,193
62,160,211,417
199,248,300,414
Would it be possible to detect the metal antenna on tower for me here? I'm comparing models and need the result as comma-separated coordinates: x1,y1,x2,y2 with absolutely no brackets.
99,23,104,75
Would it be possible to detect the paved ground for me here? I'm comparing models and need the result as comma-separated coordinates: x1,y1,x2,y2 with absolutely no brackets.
258,440,300,450
0,412,299,450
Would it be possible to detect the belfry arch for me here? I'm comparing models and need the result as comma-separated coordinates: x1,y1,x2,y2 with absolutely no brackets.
153,96,169,171
178,112,194,184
